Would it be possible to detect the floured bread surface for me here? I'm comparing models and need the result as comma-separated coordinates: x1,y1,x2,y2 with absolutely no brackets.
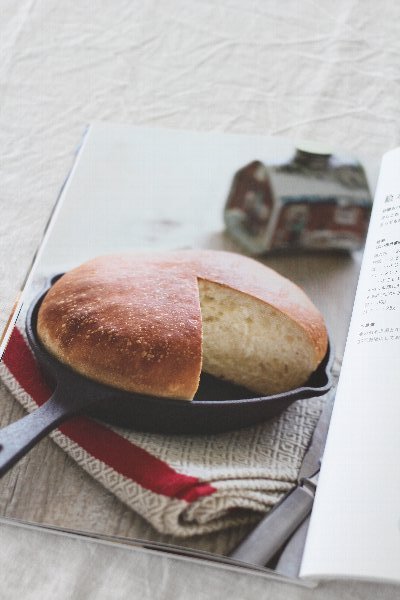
37,250,328,400
37,255,203,400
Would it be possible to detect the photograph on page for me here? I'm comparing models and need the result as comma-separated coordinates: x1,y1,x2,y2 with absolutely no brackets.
1,122,393,585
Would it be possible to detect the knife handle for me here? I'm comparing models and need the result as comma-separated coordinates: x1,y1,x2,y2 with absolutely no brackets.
229,485,314,566
274,515,311,577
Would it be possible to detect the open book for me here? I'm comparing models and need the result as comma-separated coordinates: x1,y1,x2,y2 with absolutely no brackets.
0,123,398,587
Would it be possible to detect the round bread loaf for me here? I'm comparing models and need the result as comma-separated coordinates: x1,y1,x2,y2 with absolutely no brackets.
37,250,328,399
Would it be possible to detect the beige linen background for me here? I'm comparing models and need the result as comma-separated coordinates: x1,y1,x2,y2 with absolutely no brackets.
0,1,399,598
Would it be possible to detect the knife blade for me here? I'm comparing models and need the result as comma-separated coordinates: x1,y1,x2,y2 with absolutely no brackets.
229,389,335,567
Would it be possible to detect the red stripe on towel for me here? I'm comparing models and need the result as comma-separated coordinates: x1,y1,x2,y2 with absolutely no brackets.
2,327,216,503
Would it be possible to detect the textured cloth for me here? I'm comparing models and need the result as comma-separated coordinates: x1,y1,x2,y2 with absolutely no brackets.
1,1,400,599
0,324,322,537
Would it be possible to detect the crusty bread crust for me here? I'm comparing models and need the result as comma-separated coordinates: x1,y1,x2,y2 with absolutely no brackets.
37,251,328,399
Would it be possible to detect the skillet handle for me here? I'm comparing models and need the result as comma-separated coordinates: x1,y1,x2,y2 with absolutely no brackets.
0,386,83,477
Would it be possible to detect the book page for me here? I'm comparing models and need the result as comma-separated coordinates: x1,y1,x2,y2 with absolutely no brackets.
301,147,400,584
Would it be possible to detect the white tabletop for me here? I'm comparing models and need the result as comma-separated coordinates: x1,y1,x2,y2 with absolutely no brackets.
0,1,399,598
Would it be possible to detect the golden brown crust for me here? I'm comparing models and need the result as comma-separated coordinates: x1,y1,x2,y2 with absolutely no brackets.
37,255,203,399
37,250,328,399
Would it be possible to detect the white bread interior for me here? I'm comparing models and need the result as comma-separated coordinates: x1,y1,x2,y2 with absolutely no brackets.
198,278,318,395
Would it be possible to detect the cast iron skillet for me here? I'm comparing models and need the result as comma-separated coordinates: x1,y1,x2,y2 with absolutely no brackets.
0,275,333,477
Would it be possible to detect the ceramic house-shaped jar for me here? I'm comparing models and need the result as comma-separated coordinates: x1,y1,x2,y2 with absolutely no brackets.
224,148,372,254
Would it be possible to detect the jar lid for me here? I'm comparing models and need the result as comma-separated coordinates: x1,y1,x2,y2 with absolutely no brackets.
294,141,333,169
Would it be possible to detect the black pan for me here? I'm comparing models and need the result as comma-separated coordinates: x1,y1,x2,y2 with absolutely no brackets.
0,275,333,477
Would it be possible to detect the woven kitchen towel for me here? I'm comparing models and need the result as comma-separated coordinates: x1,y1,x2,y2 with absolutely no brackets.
0,325,323,537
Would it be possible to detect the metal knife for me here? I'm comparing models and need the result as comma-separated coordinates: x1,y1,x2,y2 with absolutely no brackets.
229,389,335,567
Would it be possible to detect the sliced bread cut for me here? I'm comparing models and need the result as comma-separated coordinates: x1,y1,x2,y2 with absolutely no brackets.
37,250,328,399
